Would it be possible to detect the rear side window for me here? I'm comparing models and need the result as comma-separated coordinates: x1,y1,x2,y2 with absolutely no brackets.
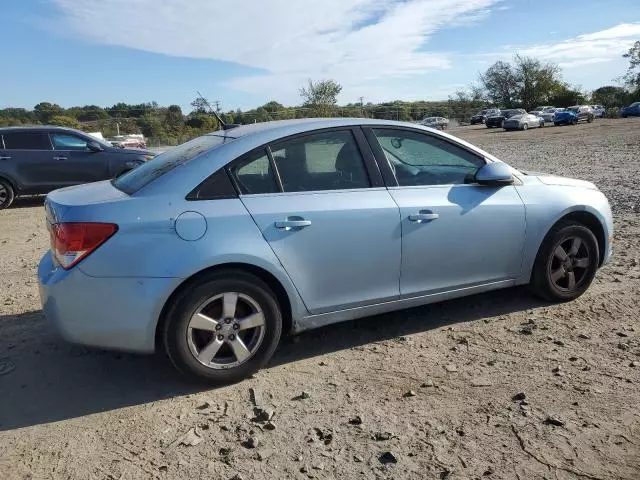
113,134,233,195
3,131,51,150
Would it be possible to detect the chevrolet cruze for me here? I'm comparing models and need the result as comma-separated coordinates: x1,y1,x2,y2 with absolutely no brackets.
38,119,613,383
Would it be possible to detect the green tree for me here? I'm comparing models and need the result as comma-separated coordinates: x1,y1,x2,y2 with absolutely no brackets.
48,115,81,129
34,102,64,123
164,105,184,129
623,40,640,90
515,55,562,110
479,61,519,108
300,79,342,117
548,84,586,107
190,97,210,114
591,86,630,107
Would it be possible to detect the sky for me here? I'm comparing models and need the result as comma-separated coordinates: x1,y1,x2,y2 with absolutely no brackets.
1,0,639,112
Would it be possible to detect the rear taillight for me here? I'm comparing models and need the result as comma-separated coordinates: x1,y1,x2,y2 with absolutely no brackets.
50,223,118,270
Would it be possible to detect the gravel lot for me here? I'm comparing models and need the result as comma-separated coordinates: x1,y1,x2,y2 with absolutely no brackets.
1,118,639,480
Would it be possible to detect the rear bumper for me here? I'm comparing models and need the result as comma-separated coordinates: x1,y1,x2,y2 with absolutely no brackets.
38,251,178,353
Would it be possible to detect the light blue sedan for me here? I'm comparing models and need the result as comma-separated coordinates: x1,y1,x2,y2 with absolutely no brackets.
38,118,613,383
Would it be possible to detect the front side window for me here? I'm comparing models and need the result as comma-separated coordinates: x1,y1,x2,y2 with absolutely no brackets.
372,128,485,187
51,133,88,150
228,149,278,195
270,130,370,192
3,131,51,150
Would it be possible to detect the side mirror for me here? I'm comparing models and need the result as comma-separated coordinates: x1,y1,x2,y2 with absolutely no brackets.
475,162,514,186
87,140,104,152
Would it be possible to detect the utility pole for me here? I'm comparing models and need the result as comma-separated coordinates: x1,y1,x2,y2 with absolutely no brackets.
359,96,364,118
214,100,221,114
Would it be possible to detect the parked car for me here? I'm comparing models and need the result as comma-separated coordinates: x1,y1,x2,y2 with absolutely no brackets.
554,106,595,126
486,109,527,128
39,118,613,383
539,107,563,124
470,108,500,125
590,105,605,118
420,116,449,130
0,126,155,209
109,134,147,149
621,102,640,117
503,113,545,131
529,106,555,116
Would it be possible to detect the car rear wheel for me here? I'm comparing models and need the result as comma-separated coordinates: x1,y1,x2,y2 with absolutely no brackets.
587,116,594,123
0,179,15,210
522,123,528,131
530,221,599,302
163,270,283,383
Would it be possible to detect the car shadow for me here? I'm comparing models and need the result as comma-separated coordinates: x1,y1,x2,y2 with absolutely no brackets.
0,287,545,431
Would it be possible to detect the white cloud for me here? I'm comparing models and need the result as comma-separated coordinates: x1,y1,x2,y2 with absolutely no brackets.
50,0,501,102
511,23,640,69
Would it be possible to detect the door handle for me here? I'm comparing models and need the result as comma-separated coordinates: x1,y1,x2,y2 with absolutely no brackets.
408,211,439,222
275,219,312,230
53,156,68,161
0,156,11,160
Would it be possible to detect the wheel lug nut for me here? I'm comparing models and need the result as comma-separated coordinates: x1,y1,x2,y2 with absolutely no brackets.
229,334,235,341
233,324,240,330
225,318,232,324
215,324,222,331
217,334,224,341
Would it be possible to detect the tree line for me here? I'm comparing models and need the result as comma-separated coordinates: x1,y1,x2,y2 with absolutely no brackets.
1,42,638,145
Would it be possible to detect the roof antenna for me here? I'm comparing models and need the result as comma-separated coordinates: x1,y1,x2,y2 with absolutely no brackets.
196,91,239,131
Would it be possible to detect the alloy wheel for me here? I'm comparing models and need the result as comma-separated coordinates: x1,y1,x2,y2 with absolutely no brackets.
0,184,7,205
187,292,266,369
547,236,591,292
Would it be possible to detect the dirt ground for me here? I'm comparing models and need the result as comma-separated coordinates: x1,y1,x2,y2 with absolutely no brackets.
1,118,639,480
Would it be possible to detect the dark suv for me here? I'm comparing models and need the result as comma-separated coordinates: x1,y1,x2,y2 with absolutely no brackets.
0,126,155,209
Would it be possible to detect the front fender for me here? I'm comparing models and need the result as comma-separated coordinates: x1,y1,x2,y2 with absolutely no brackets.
515,182,613,284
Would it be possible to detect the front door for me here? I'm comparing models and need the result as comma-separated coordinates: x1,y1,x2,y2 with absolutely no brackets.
229,129,401,314
366,127,526,297
49,132,109,186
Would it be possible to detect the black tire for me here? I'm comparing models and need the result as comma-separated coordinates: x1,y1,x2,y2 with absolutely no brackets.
0,179,15,210
530,221,600,302
163,270,283,384
587,115,594,123
554,122,560,126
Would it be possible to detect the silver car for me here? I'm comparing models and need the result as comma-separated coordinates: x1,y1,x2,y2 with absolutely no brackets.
503,113,545,131
420,116,449,130
38,118,613,383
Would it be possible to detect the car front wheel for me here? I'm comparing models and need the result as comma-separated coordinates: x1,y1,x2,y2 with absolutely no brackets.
530,221,599,302
522,123,528,131
163,270,283,383
0,179,15,210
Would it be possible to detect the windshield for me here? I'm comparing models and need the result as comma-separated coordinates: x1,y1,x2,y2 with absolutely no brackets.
567,107,579,112
631,102,640,107
113,134,234,194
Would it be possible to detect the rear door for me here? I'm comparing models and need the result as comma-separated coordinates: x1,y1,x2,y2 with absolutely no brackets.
1,130,55,193
364,126,526,297
231,128,401,314
49,132,109,186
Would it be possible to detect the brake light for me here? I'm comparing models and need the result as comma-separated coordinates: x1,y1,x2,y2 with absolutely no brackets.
50,223,118,270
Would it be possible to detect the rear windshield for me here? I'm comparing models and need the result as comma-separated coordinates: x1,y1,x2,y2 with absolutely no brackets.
113,134,233,194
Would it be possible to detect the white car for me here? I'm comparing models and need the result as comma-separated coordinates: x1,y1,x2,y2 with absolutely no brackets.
420,117,449,130
540,107,563,124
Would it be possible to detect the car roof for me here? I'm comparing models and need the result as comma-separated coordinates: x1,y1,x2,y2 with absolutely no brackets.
0,125,88,135
206,118,433,142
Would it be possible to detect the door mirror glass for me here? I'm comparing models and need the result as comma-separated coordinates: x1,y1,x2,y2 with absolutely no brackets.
87,140,104,152
475,162,514,186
